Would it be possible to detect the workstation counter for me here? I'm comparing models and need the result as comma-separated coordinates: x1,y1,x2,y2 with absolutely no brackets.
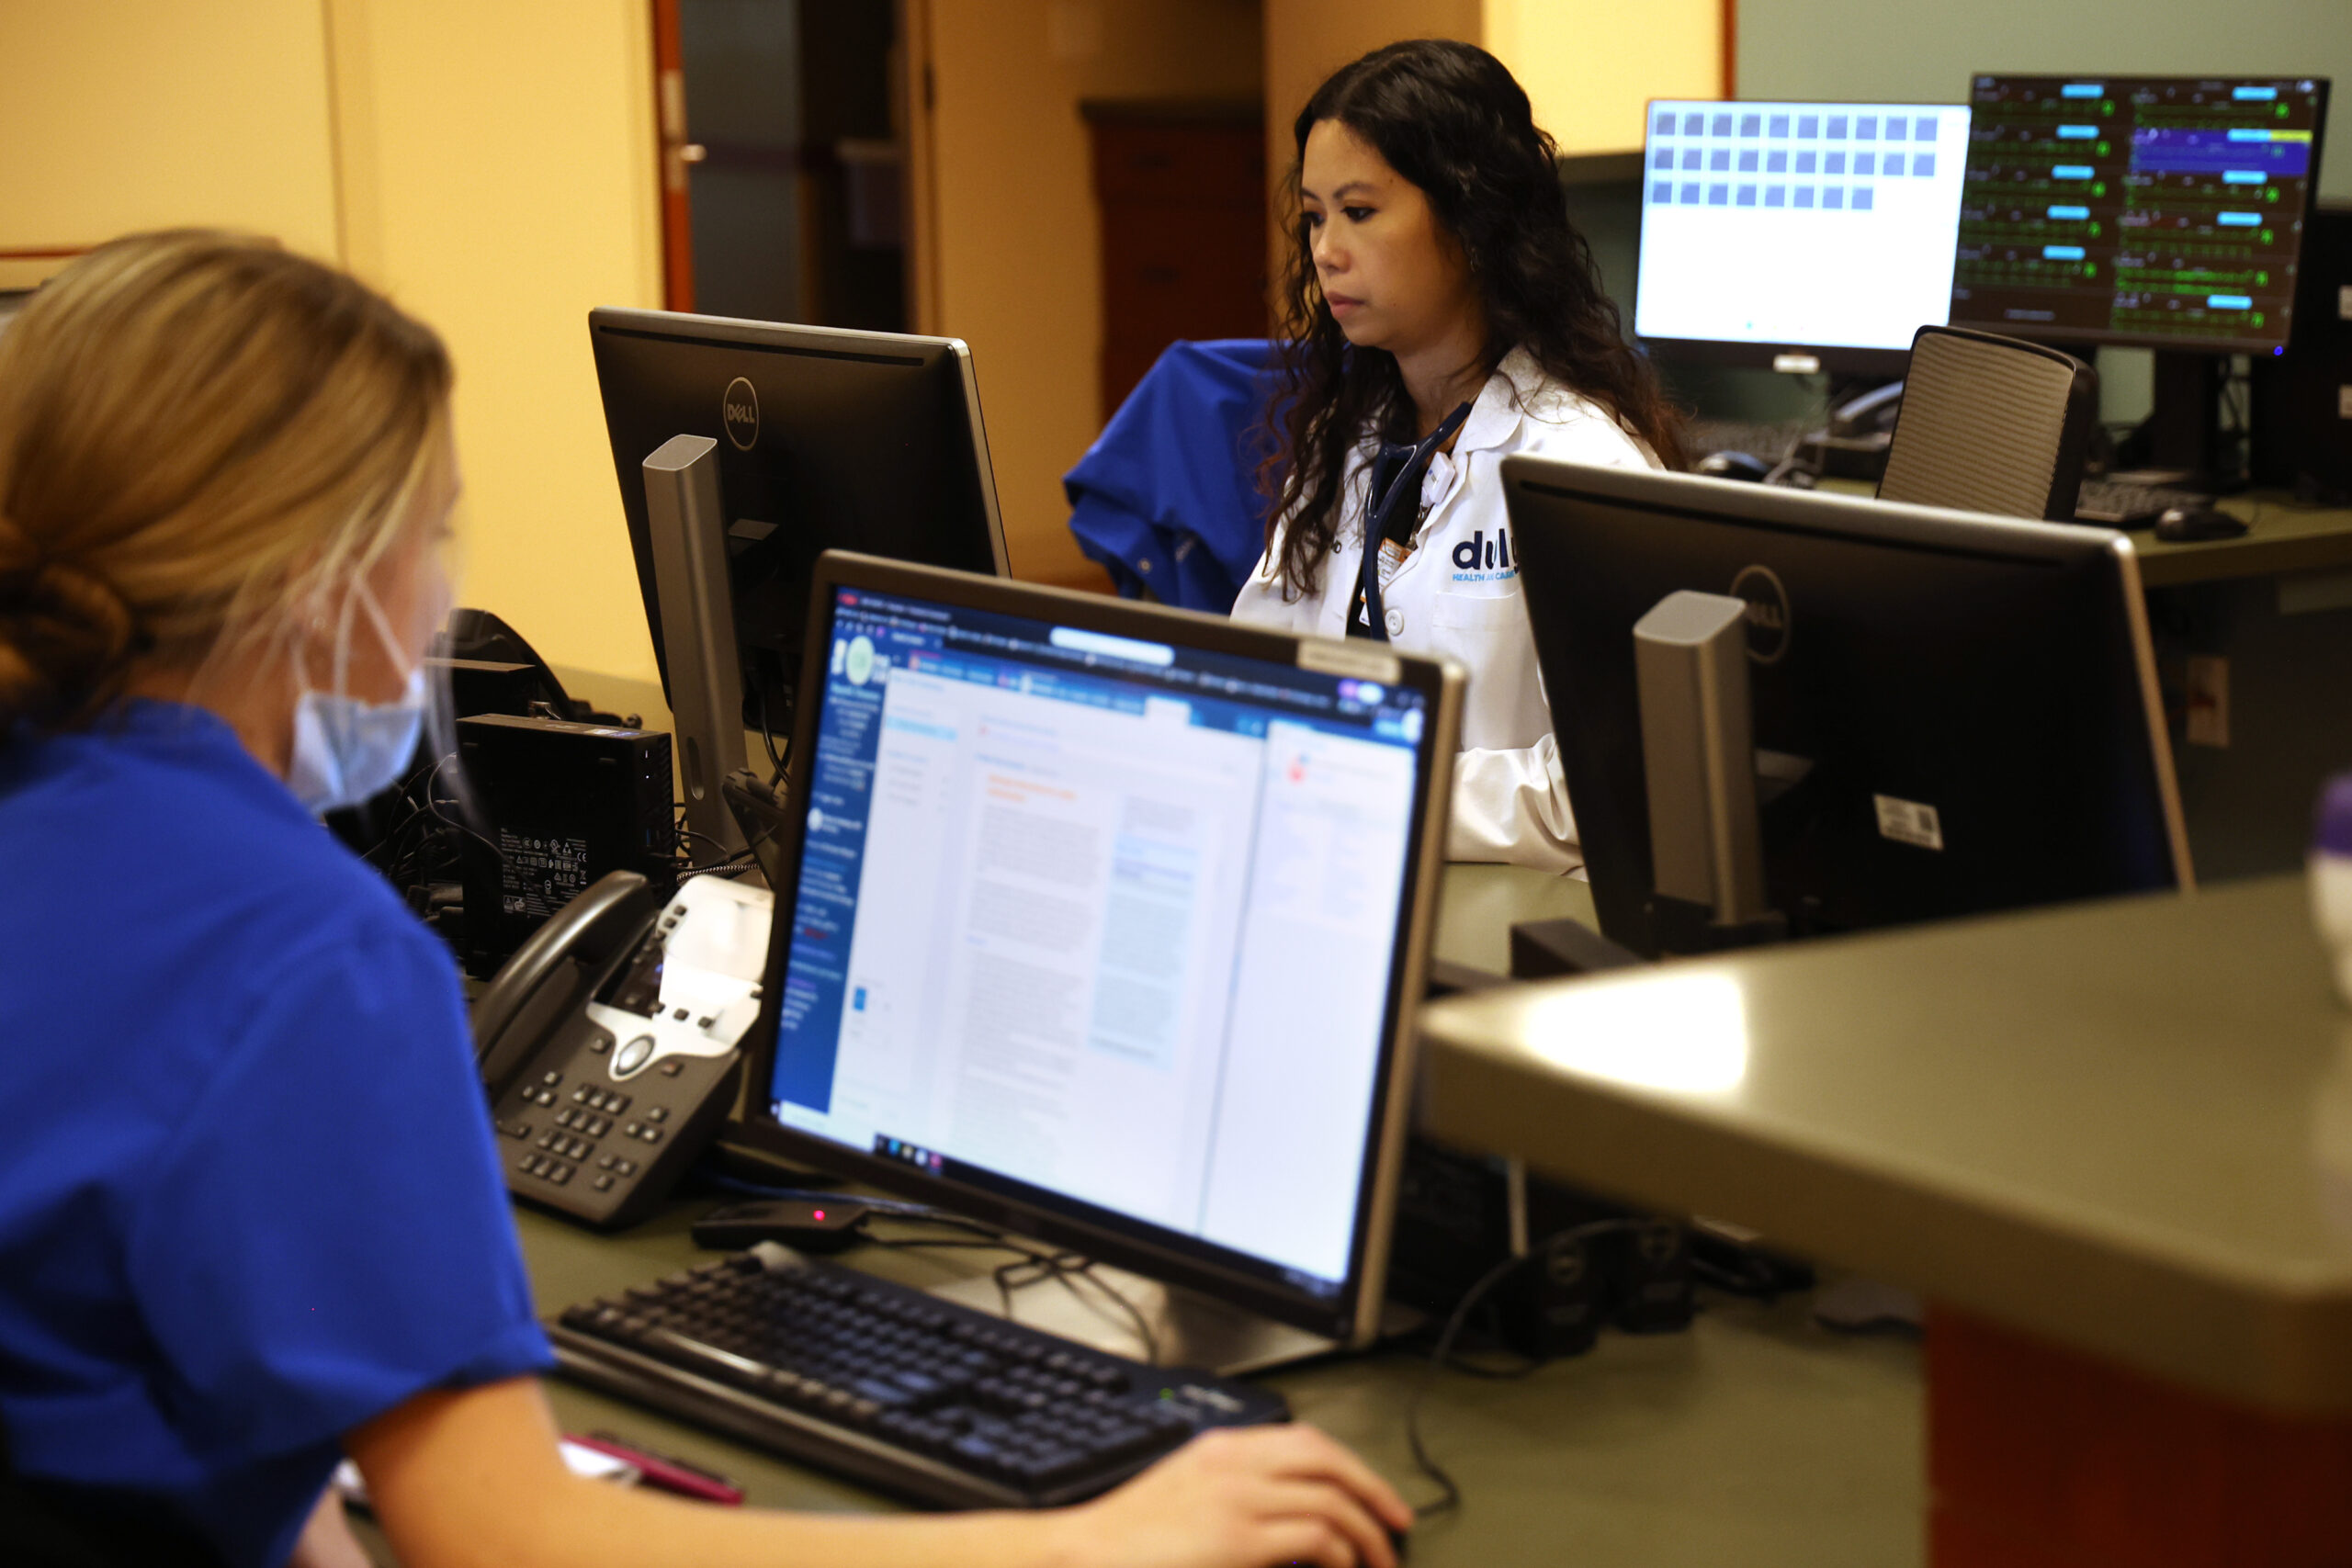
482,863,1925,1568
1420,874,2352,1564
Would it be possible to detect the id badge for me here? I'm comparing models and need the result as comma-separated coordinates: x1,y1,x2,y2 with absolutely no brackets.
1355,539,1412,626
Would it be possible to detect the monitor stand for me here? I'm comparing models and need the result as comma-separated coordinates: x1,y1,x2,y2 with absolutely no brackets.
2121,350,2242,493
1634,591,1787,956
928,1266,1419,1377
642,433,751,854
928,1266,1330,1377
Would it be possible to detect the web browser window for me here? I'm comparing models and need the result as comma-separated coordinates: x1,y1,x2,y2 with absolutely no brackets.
766,586,1430,1298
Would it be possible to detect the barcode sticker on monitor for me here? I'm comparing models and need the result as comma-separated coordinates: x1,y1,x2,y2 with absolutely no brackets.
1873,795,1944,852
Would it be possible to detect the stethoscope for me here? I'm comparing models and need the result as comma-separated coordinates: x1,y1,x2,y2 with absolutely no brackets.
1347,400,1474,643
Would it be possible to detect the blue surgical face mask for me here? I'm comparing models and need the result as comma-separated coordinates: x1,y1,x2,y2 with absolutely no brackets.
286,586,428,816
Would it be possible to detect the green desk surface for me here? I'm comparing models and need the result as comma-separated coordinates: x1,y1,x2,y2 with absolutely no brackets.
516,1201,1923,1567
492,863,1914,1566
1421,875,2352,1415
2130,492,2352,589
1433,863,1598,975
1813,477,2352,589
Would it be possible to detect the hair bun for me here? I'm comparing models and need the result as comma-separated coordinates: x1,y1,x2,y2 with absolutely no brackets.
0,513,140,728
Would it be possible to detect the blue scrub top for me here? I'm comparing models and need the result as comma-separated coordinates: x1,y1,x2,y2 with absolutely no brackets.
0,701,552,1568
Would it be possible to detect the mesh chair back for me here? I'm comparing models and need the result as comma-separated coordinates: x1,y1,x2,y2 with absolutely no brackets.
1877,325,2098,521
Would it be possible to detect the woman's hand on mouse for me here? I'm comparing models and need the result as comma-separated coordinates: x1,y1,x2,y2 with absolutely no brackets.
1049,1424,1413,1568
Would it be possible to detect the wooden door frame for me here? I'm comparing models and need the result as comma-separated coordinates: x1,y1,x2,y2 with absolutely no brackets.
649,0,932,326
1721,0,1737,98
651,0,694,311
899,0,942,336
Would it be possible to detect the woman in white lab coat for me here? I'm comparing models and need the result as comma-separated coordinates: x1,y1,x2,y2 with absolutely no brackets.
1234,39,1687,874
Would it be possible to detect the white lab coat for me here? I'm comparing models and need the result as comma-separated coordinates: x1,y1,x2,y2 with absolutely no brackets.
1231,347,1662,874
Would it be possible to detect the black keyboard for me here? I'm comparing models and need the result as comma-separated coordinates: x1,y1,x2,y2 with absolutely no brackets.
2075,478,2212,529
549,1242,1290,1508
1688,417,1815,460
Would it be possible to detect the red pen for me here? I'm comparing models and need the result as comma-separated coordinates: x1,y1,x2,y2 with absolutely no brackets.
567,1431,747,1506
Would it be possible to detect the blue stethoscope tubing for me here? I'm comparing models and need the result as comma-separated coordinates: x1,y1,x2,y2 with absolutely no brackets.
1351,399,1474,644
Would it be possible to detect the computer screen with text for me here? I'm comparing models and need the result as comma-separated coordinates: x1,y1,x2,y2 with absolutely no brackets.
763,584,1432,1303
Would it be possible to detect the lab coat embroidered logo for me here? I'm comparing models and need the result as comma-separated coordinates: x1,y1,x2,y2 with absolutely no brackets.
1451,525,1515,582
722,377,760,449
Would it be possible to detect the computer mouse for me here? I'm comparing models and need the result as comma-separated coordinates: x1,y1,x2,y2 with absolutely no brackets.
1695,449,1772,483
2154,505,2249,543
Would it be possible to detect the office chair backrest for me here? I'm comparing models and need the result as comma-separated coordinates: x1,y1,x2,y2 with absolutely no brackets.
1877,324,2098,522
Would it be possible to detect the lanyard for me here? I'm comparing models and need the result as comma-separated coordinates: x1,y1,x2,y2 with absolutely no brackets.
1348,400,1474,642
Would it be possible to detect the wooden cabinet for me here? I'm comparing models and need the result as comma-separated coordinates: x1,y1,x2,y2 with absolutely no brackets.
1084,101,1268,423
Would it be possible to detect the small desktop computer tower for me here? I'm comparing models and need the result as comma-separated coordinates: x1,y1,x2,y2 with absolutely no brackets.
456,713,677,976
2252,201,2352,501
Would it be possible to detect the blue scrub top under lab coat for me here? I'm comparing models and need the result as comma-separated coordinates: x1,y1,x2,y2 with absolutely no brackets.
0,701,552,1568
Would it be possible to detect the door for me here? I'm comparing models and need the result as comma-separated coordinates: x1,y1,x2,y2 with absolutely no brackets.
650,0,910,330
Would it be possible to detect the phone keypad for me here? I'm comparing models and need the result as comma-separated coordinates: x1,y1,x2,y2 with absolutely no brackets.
512,1060,662,1199
498,1022,735,1227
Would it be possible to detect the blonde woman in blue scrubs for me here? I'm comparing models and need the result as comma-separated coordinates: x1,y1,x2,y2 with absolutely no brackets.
0,231,1408,1568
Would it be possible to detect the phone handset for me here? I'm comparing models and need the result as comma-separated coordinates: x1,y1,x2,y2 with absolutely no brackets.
1830,378,1905,438
472,870,664,1096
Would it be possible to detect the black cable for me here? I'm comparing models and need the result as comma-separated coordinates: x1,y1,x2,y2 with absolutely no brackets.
1042,1253,1163,1368
756,686,788,786
1401,1219,1639,1518
695,1169,1162,1363
416,753,505,864
673,825,749,876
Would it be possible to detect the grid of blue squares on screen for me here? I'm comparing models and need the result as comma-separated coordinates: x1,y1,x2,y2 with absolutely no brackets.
1647,107,1946,212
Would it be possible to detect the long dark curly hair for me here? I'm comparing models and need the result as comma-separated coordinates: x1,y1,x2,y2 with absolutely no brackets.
1258,39,1686,596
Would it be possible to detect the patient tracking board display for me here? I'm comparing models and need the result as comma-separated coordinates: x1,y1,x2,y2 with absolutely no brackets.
1636,99,1973,354
763,584,1434,1303
1949,75,2329,353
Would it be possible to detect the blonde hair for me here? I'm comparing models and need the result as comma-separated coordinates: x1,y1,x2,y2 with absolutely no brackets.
0,229,453,731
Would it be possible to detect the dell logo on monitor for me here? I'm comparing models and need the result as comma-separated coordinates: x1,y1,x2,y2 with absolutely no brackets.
1730,564,1791,665
721,377,760,449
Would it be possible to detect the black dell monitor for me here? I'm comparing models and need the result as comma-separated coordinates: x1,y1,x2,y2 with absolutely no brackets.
1948,74,2330,479
589,309,1008,840
1504,459,2192,956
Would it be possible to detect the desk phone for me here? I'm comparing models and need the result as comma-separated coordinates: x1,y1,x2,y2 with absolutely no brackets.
473,870,772,1228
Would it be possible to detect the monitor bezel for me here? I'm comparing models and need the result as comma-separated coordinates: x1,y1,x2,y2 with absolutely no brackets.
1945,74,2332,357
724,551,1464,1349
585,307,1012,716
1633,96,1974,377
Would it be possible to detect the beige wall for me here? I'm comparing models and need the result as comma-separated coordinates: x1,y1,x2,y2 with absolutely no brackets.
328,0,666,690
1486,0,1721,153
0,0,342,264
918,0,1261,588
0,0,666,694
1264,0,1480,156
7,0,1714,686
1263,0,1723,227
